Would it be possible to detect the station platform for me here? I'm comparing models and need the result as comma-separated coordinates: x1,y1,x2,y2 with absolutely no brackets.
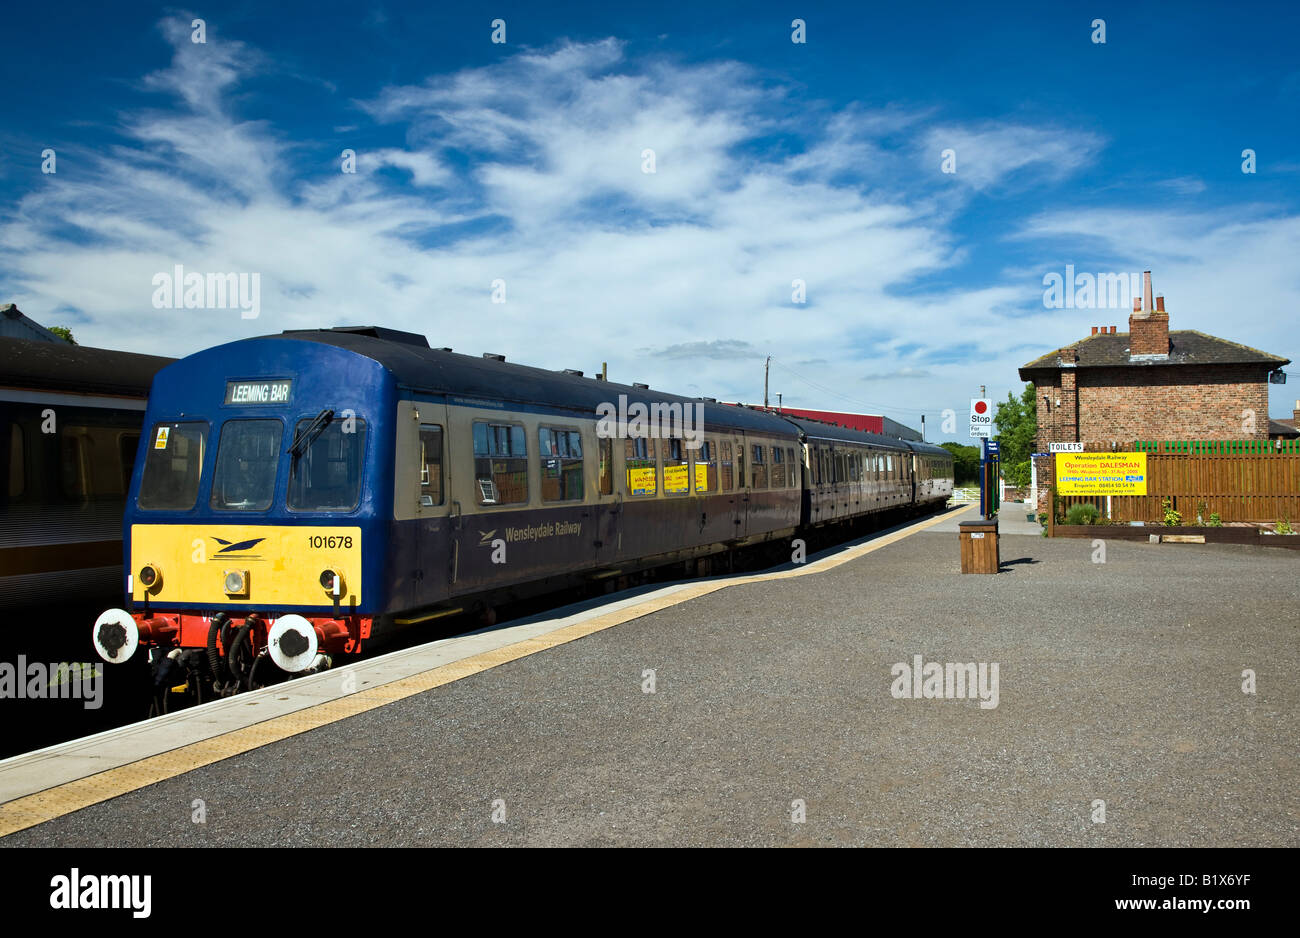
1,504,1296,847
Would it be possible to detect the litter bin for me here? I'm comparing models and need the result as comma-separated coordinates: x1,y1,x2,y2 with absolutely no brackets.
959,518,1000,574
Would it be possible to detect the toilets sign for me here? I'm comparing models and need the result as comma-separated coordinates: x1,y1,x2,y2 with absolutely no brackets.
969,399,992,438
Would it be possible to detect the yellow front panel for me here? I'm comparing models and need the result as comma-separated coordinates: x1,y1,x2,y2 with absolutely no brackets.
130,524,362,606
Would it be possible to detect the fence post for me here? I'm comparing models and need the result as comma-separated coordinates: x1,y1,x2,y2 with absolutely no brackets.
1047,487,1055,538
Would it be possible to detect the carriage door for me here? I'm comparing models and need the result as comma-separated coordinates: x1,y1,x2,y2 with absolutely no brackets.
396,400,452,605
594,433,621,567
732,432,749,537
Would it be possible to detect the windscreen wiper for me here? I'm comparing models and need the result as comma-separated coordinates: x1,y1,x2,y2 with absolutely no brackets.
287,408,335,458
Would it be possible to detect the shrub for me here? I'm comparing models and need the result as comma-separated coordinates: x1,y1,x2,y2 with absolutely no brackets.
1003,460,1031,489
1162,498,1182,527
1279,517,1294,535
1207,513,1223,527
1066,503,1100,525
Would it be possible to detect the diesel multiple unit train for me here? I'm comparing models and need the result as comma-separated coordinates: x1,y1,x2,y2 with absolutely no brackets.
91,326,953,697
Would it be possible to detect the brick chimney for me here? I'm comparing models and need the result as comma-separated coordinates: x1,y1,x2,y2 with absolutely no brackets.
1128,270,1170,357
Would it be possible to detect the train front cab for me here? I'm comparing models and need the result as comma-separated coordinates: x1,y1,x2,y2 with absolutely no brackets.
94,338,393,689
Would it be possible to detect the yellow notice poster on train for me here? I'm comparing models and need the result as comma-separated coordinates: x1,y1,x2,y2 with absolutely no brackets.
627,466,656,495
694,462,709,492
1055,452,1147,495
663,464,690,494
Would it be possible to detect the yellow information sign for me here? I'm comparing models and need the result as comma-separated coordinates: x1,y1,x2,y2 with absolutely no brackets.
627,466,657,495
1055,452,1147,495
664,464,690,494
694,462,709,492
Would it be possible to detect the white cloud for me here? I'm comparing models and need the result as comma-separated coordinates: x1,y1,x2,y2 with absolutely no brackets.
3,20,1296,434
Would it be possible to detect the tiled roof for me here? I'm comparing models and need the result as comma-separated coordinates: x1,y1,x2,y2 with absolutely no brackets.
1019,329,1289,375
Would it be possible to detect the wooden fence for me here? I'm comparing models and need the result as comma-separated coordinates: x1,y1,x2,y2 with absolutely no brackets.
1053,442,1300,524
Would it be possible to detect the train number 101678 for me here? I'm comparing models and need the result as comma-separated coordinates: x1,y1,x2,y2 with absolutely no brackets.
308,535,354,550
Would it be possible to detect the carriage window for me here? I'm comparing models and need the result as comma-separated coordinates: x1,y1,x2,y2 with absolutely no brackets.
120,433,140,491
848,453,858,482
7,424,24,498
625,436,656,496
472,421,527,505
289,417,367,511
139,421,209,510
212,419,282,510
751,444,767,489
694,440,717,492
770,446,785,488
887,454,893,476
786,447,797,487
599,437,613,496
540,427,584,502
61,425,137,499
663,438,689,495
419,425,444,506
719,440,735,491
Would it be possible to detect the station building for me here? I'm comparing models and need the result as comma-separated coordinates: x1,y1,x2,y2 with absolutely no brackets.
1017,272,1290,509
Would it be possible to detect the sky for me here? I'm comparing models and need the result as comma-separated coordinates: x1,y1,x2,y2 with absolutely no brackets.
2,0,1298,440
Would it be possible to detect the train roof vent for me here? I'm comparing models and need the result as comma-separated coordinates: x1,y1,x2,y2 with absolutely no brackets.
314,326,429,347
437,347,453,352
699,396,717,402
562,368,584,376
632,382,650,389
482,353,506,362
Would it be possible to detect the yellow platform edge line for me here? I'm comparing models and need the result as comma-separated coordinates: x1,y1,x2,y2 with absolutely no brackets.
0,504,970,837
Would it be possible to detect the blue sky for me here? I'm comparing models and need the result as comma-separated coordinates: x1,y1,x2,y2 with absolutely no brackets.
2,0,1298,439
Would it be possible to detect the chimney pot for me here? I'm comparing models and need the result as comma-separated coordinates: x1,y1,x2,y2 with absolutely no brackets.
1110,326,1116,334
1132,297,1141,313
1156,295,1165,312
1143,270,1153,312
1091,326,1099,335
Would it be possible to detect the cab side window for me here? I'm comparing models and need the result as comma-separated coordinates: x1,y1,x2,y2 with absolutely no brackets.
419,424,444,506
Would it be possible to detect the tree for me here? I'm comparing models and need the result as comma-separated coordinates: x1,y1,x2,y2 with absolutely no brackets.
939,442,980,485
994,383,1036,468
48,326,77,345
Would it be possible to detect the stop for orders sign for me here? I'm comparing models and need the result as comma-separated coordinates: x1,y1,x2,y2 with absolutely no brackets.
969,398,992,438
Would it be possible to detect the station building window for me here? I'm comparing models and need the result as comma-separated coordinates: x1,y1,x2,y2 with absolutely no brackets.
473,421,528,506
625,436,656,496
539,427,584,502
419,424,444,506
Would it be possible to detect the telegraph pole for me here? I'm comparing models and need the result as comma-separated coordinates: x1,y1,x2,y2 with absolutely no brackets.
764,356,770,408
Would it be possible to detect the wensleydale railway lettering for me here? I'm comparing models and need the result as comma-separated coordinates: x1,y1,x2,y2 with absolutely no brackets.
505,521,582,543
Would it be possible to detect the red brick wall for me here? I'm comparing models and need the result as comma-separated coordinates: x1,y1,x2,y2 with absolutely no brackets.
1029,364,1272,512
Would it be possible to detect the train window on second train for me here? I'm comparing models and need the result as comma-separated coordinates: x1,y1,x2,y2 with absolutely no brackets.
211,419,282,511
419,425,444,506
694,440,716,492
599,438,613,495
750,444,766,489
663,438,689,495
786,447,796,486
625,436,656,496
139,422,208,510
719,440,734,491
770,446,784,488
473,421,527,505
288,417,368,512
7,423,24,498
539,427,584,502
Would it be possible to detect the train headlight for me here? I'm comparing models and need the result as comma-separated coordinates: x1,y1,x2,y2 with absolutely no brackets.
223,569,249,596
138,563,162,591
319,569,344,595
